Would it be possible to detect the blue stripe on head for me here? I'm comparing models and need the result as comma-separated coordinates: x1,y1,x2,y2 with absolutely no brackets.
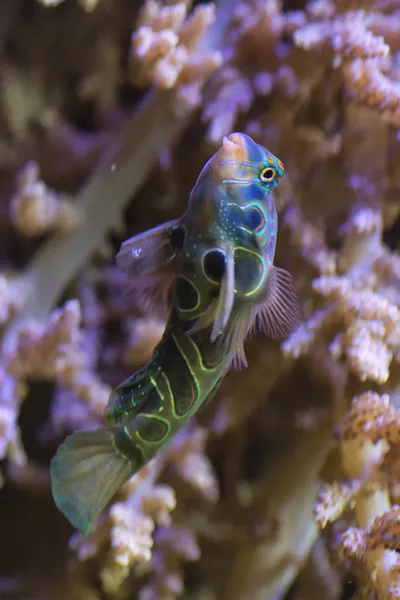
237,133,285,189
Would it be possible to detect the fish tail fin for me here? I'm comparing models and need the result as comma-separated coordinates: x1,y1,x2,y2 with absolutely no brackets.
51,426,138,535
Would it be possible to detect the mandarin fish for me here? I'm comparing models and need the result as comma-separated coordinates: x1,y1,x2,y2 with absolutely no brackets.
51,308,233,535
117,132,301,369
50,133,301,535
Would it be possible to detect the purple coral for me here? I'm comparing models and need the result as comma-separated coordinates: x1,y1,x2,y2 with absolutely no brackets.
0,0,399,599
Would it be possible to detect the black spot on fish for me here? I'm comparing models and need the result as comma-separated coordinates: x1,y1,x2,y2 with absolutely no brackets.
136,415,169,442
203,249,226,282
169,225,186,251
175,276,199,311
234,248,264,296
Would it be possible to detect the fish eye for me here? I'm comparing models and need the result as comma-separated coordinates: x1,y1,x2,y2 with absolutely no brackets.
169,225,185,251
260,167,276,183
203,249,226,282
245,207,264,231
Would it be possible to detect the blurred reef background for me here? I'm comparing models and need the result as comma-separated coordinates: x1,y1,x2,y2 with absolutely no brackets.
0,0,400,598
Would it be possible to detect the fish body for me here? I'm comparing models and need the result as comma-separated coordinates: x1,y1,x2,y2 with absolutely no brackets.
50,133,301,535
51,308,231,535
117,132,299,368
104,308,228,428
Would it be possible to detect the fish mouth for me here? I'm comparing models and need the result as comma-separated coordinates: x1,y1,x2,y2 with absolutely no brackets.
219,133,260,170
220,133,246,163
228,132,246,148
213,132,264,186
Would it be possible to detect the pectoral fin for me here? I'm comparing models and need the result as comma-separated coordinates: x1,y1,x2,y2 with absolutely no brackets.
212,266,301,372
250,266,302,339
210,250,235,342
187,250,235,339
187,299,217,335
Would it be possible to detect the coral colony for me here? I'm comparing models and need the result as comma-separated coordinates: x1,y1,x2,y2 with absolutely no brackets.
0,1,399,599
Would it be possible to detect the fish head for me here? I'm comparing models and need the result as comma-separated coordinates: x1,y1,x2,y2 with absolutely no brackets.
169,133,285,323
211,132,284,194
210,133,284,300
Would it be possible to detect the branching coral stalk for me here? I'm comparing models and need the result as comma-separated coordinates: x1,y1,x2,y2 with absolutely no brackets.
0,366,27,485
0,274,31,326
315,392,400,599
283,203,337,276
3,299,82,380
200,0,307,144
0,299,112,482
37,0,100,10
2,0,237,339
130,0,223,115
211,340,290,435
293,6,400,122
224,428,334,600
202,65,254,145
10,160,83,237
283,205,400,386
2,92,184,332
138,527,201,600
124,317,166,367
0,302,77,481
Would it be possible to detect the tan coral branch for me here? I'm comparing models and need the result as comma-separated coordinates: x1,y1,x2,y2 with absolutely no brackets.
10,161,83,237
3,0,235,339
130,1,222,115
224,428,334,600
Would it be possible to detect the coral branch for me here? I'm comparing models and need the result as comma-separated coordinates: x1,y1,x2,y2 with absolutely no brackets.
3,92,184,332
10,161,83,236
3,0,236,338
315,392,400,599
38,0,100,10
130,1,223,116
225,428,333,600
2,0,400,597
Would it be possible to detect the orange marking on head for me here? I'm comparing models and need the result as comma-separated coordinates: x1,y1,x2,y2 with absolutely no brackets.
277,159,284,171
222,133,245,162
267,156,274,164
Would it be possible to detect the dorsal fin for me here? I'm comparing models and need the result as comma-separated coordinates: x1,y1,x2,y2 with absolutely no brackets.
116,218,179,316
